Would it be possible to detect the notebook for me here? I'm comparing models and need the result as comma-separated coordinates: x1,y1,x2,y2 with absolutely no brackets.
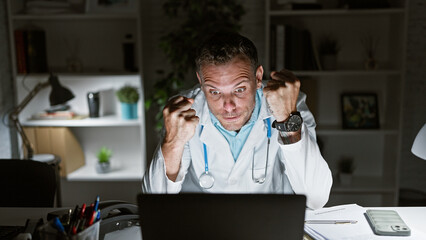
137,193,306,240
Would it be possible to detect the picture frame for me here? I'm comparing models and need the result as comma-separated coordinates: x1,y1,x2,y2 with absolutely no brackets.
88,0,137,14
341,93,379,129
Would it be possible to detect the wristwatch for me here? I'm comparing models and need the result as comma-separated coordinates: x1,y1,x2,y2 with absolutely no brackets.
272,111,303,132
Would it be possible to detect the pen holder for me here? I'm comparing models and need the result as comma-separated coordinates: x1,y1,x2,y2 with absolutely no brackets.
39,220,100,240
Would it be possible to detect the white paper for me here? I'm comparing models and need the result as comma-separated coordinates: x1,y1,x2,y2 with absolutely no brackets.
304,204,425,240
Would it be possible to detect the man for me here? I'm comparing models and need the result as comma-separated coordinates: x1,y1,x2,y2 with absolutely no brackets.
143,32,332,209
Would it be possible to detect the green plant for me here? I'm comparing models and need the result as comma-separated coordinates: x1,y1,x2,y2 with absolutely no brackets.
337,157,355,174
116,85,139,104
318,35,341,55
97,146,112,163
145,0,245,131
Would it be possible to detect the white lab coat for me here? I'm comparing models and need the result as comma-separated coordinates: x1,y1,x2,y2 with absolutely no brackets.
143,84,333,209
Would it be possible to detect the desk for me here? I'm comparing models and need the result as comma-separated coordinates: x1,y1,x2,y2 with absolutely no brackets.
1,207,425,239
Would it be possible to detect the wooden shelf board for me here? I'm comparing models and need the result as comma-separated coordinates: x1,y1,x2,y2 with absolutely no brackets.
293,70,402,77
67,162,142,181
269,8,405,17
22,115,141,127
12,13,138,20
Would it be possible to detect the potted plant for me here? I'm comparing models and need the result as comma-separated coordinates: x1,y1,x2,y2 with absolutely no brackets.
361,33,380,70
96,146,112,173
318,35,341,70
144,0,245,131
116,85,139,119
337,157,355,185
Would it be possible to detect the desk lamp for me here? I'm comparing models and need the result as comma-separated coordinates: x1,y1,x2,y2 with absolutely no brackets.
9,73,75,159
411,123,426,160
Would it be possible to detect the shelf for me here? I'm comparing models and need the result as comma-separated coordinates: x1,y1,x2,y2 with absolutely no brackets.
316,126,398,136
67,162,142,181
269,8,405,17
331,176,396,194
293,70,402,77
12,13,138,20
17,72,140,78
22,115,141,127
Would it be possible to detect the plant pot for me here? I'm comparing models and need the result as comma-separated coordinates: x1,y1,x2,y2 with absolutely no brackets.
96,161,111,174
121,102,138,119
320,54,338,70
339,173,353,185
365,57,378,70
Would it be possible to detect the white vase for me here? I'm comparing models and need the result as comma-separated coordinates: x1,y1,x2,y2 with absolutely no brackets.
96,161,111,174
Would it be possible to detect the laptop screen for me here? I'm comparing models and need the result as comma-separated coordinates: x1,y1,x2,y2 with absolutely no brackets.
138,193,306,240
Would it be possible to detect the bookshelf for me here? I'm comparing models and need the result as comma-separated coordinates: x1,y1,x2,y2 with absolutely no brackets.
6,1,146,184
265,0,407,206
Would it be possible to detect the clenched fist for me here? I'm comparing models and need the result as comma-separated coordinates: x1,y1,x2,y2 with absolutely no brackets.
263,69,300,122
161,96,199,181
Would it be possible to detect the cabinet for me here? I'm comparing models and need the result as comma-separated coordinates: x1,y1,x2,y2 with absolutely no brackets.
265,0,407,206
6,0,146,184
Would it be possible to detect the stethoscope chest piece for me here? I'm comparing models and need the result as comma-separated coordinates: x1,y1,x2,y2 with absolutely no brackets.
199,171,214,189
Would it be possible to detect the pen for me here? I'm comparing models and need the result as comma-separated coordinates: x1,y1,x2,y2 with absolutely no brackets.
305,220,358,224
94,196,100,212
53,217,66,234
96,209,101,221
68,204,79,234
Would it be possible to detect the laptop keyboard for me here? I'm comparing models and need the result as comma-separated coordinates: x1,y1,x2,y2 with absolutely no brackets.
0,226,25,240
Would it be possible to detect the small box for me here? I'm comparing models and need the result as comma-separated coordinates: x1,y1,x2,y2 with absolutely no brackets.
24,127,85,176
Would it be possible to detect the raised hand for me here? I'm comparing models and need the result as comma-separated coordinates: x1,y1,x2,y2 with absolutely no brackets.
161,96,199,181
263,69,300,122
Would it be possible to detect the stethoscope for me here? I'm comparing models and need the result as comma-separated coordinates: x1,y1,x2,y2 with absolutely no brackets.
198,118,272,189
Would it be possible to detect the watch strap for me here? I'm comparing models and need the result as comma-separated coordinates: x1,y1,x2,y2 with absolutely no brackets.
272,111,303,132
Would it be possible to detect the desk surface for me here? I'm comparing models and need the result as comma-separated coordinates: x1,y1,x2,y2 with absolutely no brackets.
1,206,425,239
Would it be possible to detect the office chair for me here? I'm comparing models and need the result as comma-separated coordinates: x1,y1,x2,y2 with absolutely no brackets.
0,159,57,207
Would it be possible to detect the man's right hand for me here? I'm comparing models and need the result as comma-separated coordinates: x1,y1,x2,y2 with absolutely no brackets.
161,96,199,181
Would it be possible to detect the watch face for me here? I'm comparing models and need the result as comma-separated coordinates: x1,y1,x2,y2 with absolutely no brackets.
285,115,303,131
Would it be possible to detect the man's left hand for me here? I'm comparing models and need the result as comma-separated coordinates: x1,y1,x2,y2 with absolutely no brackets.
263,69,300,122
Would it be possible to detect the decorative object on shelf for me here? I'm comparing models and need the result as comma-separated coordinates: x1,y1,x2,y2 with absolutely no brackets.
64,38,83,73
116,85,139,120
411,123,426,160
8,73,75,159
122,34,137,72
96,146,112,174
87,92,100,118
88,0,137,13
337,156,355,185
341,93,379,129
361,33,380,70
318,34,340,70
145,0,245,131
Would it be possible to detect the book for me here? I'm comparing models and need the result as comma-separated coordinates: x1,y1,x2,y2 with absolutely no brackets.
14,30,27,74
31,111,76,120
26,29,48,73
281,26,319,71
13,28,48,73
276,24,285,71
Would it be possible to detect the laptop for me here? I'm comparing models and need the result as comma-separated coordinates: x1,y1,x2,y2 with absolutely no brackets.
137,193,306,240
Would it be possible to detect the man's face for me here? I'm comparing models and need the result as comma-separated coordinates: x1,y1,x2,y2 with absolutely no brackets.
197,56,263,131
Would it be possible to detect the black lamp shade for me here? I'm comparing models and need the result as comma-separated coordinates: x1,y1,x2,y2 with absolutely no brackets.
48,74,75,106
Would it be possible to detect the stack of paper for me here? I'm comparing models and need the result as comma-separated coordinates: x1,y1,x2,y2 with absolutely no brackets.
304,204,423,240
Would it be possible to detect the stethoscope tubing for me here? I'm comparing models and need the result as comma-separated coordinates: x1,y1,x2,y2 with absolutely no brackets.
199,117,272,189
